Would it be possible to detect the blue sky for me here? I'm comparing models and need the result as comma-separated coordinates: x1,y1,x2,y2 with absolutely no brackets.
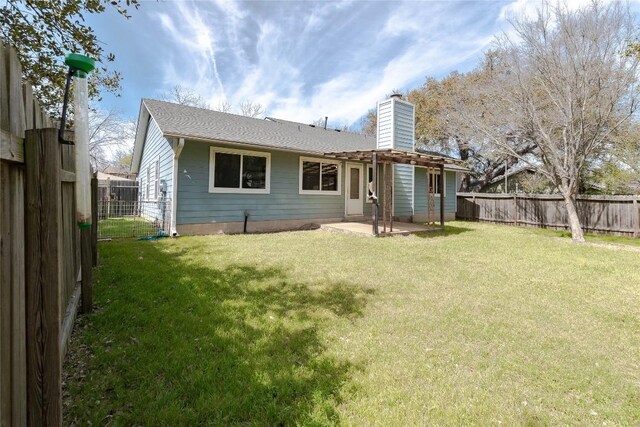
85,0,579,128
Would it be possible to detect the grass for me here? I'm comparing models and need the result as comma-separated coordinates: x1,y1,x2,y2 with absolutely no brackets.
98,217,160,239
64,221,640,425
528,226,640,248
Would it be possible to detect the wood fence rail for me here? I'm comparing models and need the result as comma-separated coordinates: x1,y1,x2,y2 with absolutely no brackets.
1,43,96,426
456,192,640,238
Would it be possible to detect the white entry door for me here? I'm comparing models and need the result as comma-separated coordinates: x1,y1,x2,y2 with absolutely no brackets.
346,163,364,216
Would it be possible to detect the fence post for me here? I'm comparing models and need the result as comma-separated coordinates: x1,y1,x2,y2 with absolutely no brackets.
472,194,476,221
24,128,62,426
513,194,518,225
106,177,111,219
634,196,639,239
91,173,97,266
80,228,92,314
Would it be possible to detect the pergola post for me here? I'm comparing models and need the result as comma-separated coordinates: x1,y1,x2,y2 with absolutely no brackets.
372,152,379,236
390,164,394,232
439,163,445,229
382,162,387,233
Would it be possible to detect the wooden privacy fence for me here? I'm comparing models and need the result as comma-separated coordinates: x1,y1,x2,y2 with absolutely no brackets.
457,192,640,238
1,43,96,426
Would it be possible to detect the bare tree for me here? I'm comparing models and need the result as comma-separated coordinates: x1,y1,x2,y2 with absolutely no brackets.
89,108,136,170
161,85,209,108
310,116,351,131
239,100,264,118
214,100,233,113
360,109,377,137
464,1,639,241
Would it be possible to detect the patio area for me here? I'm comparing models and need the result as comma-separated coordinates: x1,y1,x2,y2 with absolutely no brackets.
320,220,439,236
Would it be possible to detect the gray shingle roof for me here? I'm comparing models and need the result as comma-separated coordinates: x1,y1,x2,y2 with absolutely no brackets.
143,98,376,154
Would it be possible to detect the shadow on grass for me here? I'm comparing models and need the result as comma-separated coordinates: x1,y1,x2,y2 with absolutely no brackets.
412,224,474,239
64,242,373,425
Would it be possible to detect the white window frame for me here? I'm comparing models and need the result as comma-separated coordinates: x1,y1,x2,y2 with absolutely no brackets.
427,169,446,197
208,146,271,194
298,156,342,195
154,157,160,200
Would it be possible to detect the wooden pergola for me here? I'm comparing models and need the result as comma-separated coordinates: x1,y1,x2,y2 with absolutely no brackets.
324,149,465,236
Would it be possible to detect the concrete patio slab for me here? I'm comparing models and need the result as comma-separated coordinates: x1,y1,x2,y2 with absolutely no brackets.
320,221,440,237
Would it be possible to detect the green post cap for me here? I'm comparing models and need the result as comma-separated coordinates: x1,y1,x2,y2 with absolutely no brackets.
65,53,95,78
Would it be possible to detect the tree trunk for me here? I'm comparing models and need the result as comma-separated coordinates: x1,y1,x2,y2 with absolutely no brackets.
459,145,470,191
560,190,585,242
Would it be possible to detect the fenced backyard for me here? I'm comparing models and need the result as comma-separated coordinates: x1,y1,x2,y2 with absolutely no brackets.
63,221,640,425
97,177,171,239
0,43,96,426
457,192,640,238
97,200,171,239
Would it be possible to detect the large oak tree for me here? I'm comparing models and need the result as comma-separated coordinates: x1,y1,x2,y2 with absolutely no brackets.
466,1,639,242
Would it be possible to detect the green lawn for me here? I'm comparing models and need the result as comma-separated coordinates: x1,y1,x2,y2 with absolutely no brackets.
529,226,640,248
64,221,640,425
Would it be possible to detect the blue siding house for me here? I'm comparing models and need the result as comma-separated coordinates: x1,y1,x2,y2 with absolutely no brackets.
131,96,465,235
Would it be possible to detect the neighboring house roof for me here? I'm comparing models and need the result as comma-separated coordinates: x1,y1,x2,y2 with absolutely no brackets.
97,171,134,181
132,98,466,173
100,166,136,179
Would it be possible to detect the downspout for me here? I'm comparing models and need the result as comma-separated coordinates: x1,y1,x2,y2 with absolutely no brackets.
243,210,251,233
170,137,185,236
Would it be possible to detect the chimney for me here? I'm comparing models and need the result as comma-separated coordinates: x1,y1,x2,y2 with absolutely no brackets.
376,94,416,220
376,94,415,151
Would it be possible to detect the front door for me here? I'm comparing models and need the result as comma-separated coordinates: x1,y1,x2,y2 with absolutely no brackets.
346,163,363,216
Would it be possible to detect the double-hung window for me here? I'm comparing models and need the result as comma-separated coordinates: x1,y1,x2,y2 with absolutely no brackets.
209,147,270,194
299,157,341,195
427,170,445,196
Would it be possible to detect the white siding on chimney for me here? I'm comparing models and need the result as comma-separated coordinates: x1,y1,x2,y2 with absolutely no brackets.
392,101,415,152
376,99,393,149
376,97,416,217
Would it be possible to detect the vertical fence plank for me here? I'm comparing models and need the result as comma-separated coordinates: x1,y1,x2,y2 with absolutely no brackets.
0,44,9,131
9,166,26,425
23,84,33,131
25,128,62,427
7,49,26,138
0,163,11,427
32,99,42,129
0,43,10,427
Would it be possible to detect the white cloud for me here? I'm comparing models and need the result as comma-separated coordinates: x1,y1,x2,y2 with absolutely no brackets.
152,1,507,126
